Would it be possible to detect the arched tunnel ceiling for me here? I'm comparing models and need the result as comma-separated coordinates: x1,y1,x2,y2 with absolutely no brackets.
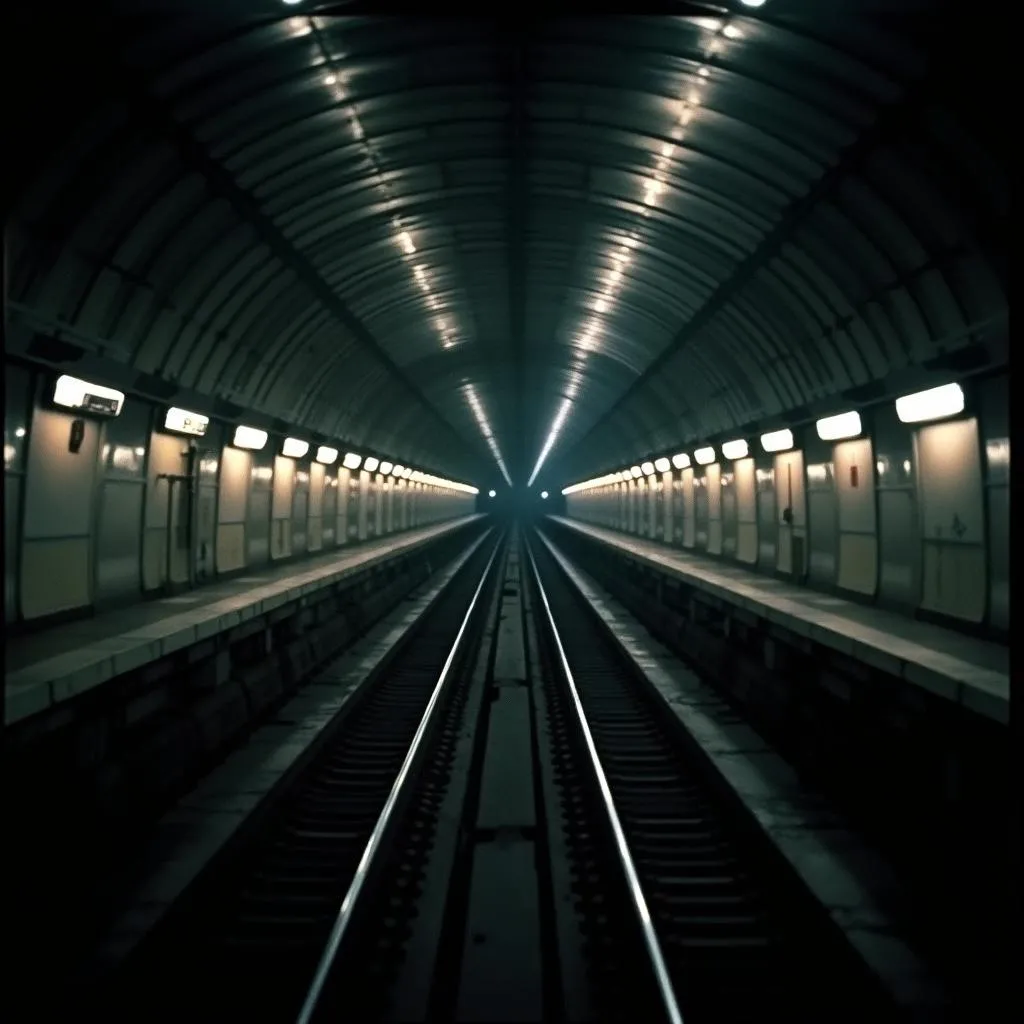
5,1,1008,488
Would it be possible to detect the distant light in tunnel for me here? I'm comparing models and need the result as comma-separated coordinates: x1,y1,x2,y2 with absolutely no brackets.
759,428,794,453
541,491,549,499
233,425,269,451
323,73,337,86
815,411,862,442
654,457,671,473
895,383,964,424
671,452,691,469
630,466,643,478
488,489,496,498
694,446,716,466
364,456,380,473
282,437,310,459
594,298,608,313
740,0,767,6
343,452,363,470
641,461,655,476
465,383,512,485
397,231,416,255
528,397,572,487
316,446,339,465
281,0,305,5
721,439,749,460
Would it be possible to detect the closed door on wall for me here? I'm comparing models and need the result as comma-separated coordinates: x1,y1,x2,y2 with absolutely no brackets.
774,449,807,578
916,417,987,623
94,399,150,606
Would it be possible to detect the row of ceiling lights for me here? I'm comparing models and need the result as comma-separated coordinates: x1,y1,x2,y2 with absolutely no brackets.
531,6,761,489
562,382,965,495
284,11,504,483
46,374,477,495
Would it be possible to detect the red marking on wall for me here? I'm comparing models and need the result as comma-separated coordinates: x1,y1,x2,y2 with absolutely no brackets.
850,464,859,487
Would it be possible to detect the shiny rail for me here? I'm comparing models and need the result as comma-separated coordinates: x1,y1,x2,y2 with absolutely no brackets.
295,538,503,1024
524,537,686,1024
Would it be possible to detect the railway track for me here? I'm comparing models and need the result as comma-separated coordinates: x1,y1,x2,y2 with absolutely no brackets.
90,525,899,1023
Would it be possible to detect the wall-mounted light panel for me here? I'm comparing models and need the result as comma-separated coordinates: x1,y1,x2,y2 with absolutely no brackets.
364,456,380,473
815,410,861,441
630,465,643,478
380,461,394,475
342,452,362,470
895,383,964,424
640,461,656,476
53,374,125,417
671,452,690,469
760,428,794,453
316,446,339,465
654,457,671,473
392,464,405,477
164,406,209,437
694,446,716,465
721,439,749,460
233,425,268,450
281,437,310,458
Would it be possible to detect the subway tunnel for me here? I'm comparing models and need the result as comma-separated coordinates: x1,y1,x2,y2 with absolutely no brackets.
2,2,1011,1021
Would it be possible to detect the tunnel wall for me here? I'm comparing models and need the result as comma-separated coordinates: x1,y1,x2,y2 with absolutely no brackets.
563,369,1009,638
3,359,476,628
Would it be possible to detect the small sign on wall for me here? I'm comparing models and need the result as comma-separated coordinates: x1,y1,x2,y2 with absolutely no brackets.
850,464,859,488
69,418,85,454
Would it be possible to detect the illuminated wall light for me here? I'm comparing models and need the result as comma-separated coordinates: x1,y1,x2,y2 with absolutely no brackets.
316,446,339,465
894,383,964,424
640,461,655,476
379,460,394,475
164,407,209,437
694,446,716,465
541,490,549,499
630,466,643,478
720,439,749,460
233,425,269,451
53,374,125,417
391,464,404,476
722,24,742,39
815,411,862,442
343,451,363,469
740,0,767,6
760,428,794,453
488,489,497,498
654,457,671,473
401,467,412,479
671,452,691,469
282,437,310,458
364,456,380,473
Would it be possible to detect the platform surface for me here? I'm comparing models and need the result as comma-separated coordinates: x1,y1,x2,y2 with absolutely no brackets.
547,516,1008,724
5,516,485,725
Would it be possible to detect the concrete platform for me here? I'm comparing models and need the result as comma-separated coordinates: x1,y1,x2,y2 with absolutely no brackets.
537,529,949,1021
548,517,1008,725
5,516,485,725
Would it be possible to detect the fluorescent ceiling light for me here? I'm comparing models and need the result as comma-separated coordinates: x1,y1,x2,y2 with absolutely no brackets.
654,456,670,473
895,383,964,424
281,437,309,458
641,461,655,476
343,452,363,469
760,428,794,453
53,374,125,417
671,452,691,469
721,439,749,460
694,446,716,465
164,406,208,437
316,446,339,464
233,425,268,450
816,411,862,441
364,456,380,472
